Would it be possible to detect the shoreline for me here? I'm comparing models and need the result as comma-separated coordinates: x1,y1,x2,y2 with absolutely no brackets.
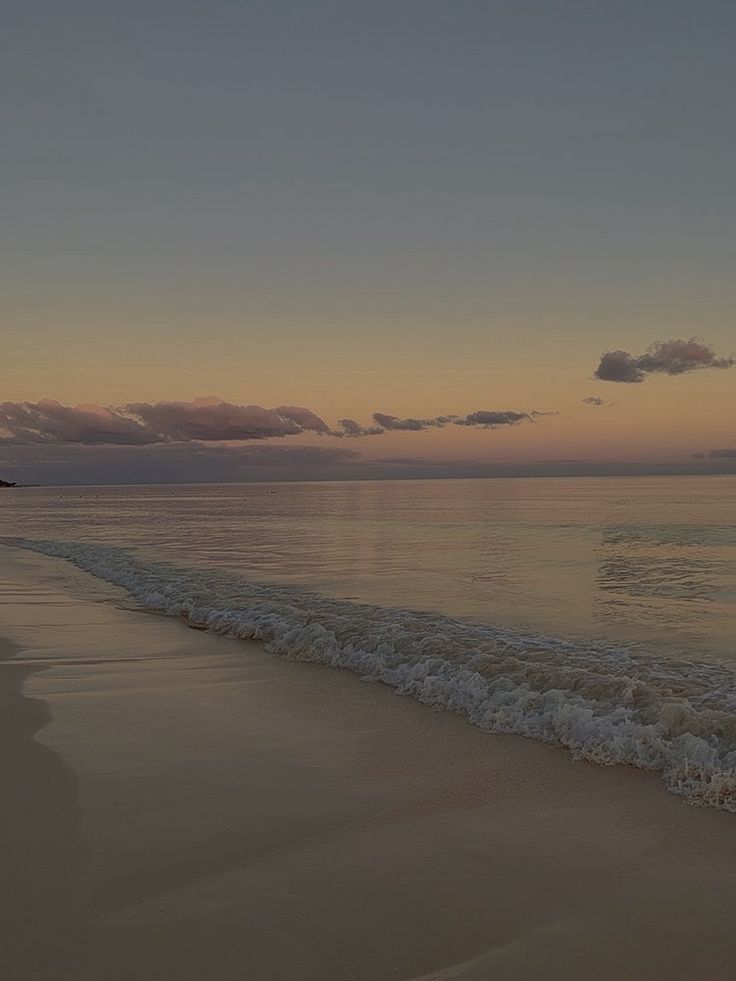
3,545,736,979
8,535,736,813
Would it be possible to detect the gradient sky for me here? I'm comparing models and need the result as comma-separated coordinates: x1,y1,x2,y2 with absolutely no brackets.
2,0,735,483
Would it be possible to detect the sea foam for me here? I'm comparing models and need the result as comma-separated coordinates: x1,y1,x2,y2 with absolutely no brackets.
7,537,736,812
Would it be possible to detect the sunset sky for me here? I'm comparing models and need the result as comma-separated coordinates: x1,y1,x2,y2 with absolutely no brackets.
3,0,735,483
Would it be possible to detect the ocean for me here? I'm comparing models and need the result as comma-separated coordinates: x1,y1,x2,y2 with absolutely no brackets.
3,475,736,809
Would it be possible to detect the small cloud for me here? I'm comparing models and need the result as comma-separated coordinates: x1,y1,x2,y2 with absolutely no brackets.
583,396,606,406
372,413,428,432
337,410,551,436
371,412,456,432
595,338,734,383
335,418,384,437
454,410,534,428
594,350,645,383
706,448,736,459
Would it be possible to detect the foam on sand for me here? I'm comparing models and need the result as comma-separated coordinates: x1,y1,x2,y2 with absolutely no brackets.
6,537,736,812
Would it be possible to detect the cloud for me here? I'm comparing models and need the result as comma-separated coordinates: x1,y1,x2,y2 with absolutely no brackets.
0,399,332,445
338,409,545,435
126,400,306,441
583,396,606,406
595,338,735,383
701,448,736,459
6,439,734,486
335,418,385,437
273,405,332,434
594,350,645,383
371,412,455,432
0,398,557,447
0,399,157,445
454,410,534,428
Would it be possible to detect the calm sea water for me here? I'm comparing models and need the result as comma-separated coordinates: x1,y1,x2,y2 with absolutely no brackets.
4,475,736,809
2,475,734,659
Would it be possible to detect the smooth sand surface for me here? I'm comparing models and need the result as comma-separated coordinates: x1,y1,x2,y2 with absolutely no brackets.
2,544,736,981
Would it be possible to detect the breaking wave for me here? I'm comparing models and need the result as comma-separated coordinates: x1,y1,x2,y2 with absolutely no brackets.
7,537,736,812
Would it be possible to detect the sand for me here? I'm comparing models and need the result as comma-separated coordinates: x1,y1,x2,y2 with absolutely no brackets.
2,544,736,981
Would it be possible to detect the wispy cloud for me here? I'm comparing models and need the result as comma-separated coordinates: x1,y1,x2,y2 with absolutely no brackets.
595,338,734,383
371,412,456,432
454,410,536,428
693,448,736,460
336,409,546,435
335,418,385,437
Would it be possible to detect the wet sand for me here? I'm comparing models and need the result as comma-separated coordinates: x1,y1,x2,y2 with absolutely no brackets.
2,543,736,981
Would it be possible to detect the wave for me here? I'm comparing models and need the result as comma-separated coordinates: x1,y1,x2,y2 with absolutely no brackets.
6,537,736,812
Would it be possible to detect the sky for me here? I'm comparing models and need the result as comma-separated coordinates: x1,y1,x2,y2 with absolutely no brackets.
2,0,735,484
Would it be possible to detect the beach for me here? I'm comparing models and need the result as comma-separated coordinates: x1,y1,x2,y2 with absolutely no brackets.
3,542,736,981
5,0,736,972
